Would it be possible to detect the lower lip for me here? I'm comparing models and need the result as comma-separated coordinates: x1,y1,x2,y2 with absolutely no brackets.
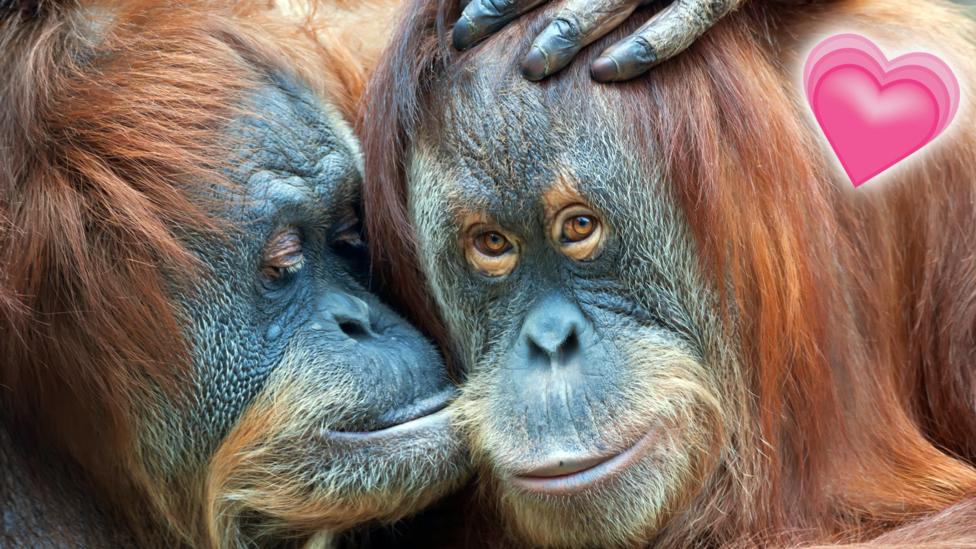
321,408,452,446
509,428,659,496
374,387,456,427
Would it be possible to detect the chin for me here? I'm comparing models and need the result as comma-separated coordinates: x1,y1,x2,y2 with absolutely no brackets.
493,423,710,548
318,399,472,524
205,371,472,539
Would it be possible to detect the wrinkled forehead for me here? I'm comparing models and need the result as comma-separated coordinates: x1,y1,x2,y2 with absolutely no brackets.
411,66,648,224
211,72,361,226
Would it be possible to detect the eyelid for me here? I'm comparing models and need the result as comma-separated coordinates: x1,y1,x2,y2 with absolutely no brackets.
330,210,361,236
466,223,520,250
330,221,364,248
318,204,366,248
263,226,304,268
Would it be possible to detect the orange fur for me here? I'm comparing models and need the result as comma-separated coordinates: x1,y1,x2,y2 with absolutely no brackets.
362,0,976,544
0,0,399,544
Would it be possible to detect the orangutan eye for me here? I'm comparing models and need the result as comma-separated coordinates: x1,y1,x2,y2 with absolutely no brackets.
561,214,597,242
260,226,305,282
329,212,367,258
466,227,518,277
328,211,369,281
474,231,513,256
551,205,605,261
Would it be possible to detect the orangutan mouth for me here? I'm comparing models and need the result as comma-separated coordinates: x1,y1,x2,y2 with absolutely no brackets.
509,428,659,496
321,388,455,445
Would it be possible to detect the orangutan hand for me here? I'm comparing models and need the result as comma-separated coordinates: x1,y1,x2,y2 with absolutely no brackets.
452,0,745,82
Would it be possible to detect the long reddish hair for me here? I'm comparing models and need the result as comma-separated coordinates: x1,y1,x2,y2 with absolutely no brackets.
0,0,378,516
362,0,976,541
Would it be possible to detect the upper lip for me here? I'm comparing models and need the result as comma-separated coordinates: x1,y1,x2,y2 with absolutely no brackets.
508,427,659,495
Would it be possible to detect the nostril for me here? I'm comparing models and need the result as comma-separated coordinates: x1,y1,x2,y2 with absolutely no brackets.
322,292,375,341
520,294,589,370
525,328,581,369
337,317,372,341
527,337,548,367
557,331,581,366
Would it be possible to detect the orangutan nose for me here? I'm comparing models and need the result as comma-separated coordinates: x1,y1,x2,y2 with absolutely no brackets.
318,292,375,340
520,293,587,370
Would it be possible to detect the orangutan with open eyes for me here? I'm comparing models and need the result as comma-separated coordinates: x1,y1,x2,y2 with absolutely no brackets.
363,0,976,546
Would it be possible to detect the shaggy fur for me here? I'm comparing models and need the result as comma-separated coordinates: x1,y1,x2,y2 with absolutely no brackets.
2,1,470,547
362,0,976,546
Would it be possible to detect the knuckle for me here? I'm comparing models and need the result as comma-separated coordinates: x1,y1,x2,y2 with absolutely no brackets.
629,35,657,65
481,0,514,17
700,0,735,19
552,16,583,41
712,0,732,15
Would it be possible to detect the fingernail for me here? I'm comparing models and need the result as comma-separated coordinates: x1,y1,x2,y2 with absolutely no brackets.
521,46,548,81
591,56,619,82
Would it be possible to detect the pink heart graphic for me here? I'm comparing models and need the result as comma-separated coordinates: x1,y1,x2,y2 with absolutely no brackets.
804,34,960,187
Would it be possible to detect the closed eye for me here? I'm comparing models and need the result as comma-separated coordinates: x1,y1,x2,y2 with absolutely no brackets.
260,226,305,284
328,212,370,280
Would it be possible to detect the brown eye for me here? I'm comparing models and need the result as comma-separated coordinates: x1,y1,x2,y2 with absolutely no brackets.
465,226,518,277
551,205,605,261
260,226,305,281
474,231,512,256
562,214,597,243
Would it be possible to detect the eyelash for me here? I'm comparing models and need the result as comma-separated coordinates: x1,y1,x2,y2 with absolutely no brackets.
260,208,369,282
328,215,366,250
259,227,305,284
279,256,306,275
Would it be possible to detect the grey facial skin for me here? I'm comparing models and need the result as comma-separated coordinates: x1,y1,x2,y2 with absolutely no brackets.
137,73,469,543
407,67,728,547
183,76,446,446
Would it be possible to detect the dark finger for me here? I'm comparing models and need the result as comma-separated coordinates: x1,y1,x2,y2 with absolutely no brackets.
521,0,641,80
591,0,744,82
453,0,548,50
